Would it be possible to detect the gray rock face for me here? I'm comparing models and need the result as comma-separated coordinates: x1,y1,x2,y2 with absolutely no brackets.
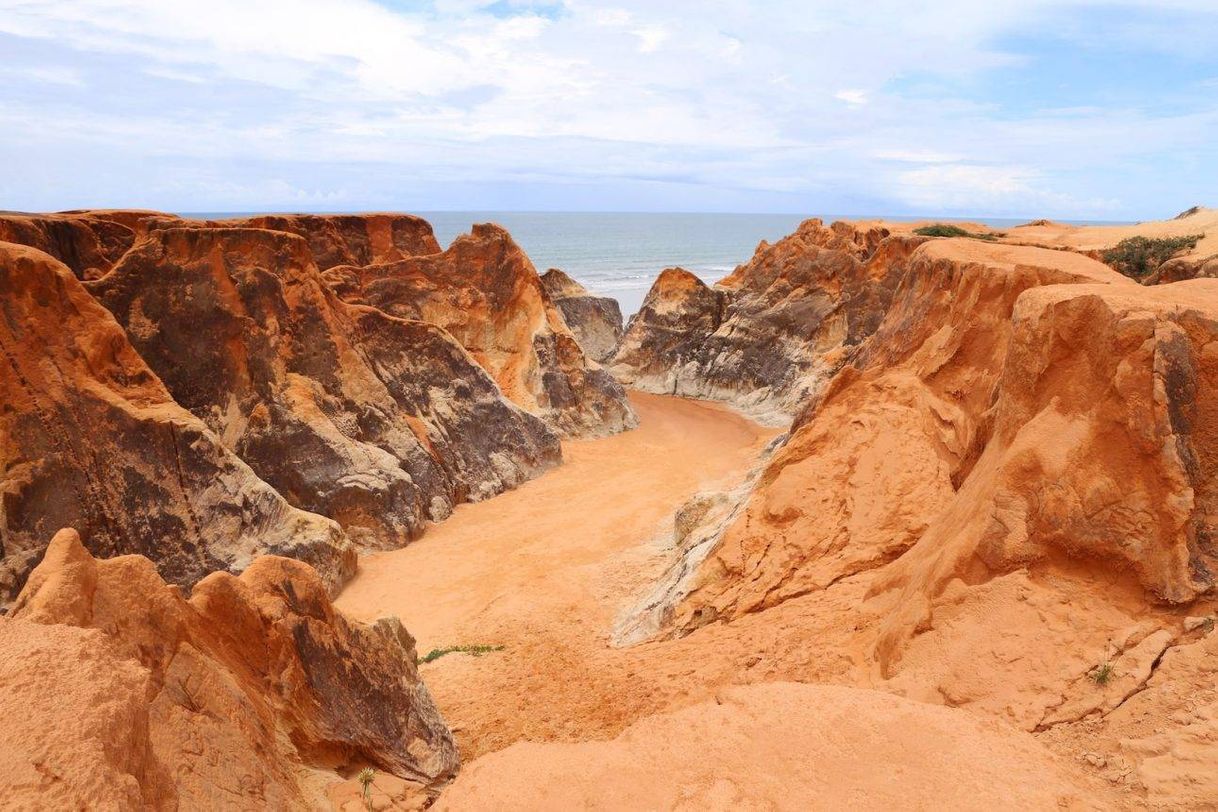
540,268,624,362
88,226,561,550
0,241,354,604
325,224,638,437
611,221,911,423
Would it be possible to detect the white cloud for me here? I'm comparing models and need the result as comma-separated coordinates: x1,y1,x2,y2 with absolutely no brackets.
834,89,868,107
0,0,1213,215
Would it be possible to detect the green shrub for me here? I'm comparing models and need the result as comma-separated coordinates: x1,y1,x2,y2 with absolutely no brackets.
1089,662,1115,686
418,643,505,664
913,223,1000,241
1101,234,1202,279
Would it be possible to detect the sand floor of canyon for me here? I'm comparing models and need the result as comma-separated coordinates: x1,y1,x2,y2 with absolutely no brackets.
336,391,779,756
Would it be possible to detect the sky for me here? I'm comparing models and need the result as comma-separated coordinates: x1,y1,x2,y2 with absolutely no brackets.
0,0,1215,218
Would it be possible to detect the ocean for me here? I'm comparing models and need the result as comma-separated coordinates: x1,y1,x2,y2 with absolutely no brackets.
185,212,1120,316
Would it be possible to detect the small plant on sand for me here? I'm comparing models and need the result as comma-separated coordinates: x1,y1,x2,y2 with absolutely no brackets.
1101,234,1203,279
913,223,1001,241
1089,661,1115,687
358,768,376,810
418,643,505,664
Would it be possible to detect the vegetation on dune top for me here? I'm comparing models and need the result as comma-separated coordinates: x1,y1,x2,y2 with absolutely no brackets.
1101,234,1203,279
418,643,505,664
913,223,1001,241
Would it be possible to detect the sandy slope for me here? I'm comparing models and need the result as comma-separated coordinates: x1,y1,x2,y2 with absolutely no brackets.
335,390,1116,810
335,392,778,755
435,682,1096,811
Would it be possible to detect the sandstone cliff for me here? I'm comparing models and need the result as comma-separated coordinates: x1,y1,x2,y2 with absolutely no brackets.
622,239,1179,641
179,213,442,270
326,223,637,436
0,211,141,280
611,220,906,422
1,529,456,809
539,268,624,362
0,242,352,603
88,226,561,549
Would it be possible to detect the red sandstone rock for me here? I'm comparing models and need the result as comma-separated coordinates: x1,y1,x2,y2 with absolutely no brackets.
198,213,442,269
2,529,456,808
88,225,561,548
326,223,637,436
0,211,140,279
612,220,905,422
0,241,352,603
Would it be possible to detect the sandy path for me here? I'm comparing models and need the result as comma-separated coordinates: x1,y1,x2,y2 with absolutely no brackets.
336,391,778,757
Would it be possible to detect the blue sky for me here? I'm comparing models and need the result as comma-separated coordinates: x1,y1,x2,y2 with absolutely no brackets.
0,0,1215,218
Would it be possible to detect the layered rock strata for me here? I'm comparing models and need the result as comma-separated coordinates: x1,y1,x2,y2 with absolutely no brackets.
88,226,561,548
325,223,637,436
611,219,905,422
0,242,352,603
1,529,457,808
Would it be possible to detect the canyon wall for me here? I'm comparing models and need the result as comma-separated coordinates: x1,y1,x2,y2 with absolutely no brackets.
0,242,353,603
325,223,637,436
611,220,905,422
0,210,628,602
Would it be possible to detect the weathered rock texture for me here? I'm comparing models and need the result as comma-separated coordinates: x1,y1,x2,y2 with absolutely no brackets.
539,268,624,362
630,238,1218,642
183,213,442,270
88,226,561,548
1,529,457,809
0,241,352,604
611,220,906,422
0,211,140,280
326,223,637,436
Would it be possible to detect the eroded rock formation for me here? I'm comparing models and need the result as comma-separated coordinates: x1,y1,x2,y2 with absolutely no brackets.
326,223,637,436
539,268,624,362
612,220,905,422
172,213,442,270
0,211,141,280
628,238,1179,637
0,242,352,603
1,529,456,808
88,226,561,548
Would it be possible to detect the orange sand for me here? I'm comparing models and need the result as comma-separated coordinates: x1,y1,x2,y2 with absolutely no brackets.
335,391,777,754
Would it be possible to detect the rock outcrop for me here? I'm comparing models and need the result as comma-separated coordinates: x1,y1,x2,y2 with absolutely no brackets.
0,241,351,603
0,211,140,280
326,223,637,436
179,213,442,270
621,238,1184,642
869,275,1218,669
1,529,457,809
611,220,905,422
88,226,561,549
1143,253,1218,285
539,268,624,362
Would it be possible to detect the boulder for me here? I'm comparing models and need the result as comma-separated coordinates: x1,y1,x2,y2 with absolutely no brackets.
539,268,624,362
